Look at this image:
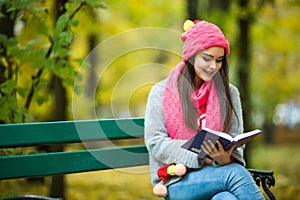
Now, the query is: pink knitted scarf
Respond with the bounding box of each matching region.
[162,62,222,139]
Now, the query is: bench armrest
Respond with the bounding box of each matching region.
[248,169,276,200]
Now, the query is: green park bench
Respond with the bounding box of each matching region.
[0,118,276,200]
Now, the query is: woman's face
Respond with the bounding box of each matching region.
[193,46,225,88]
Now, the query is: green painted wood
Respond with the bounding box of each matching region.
[0,146,149,180]
[0,118,144,148]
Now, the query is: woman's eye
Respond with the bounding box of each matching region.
[216,59,223,63]
[202,56,211,62]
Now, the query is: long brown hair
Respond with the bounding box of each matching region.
[177,52,238,132]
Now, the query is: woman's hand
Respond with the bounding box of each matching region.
[201,140,235,166]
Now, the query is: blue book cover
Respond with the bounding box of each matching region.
[181,127,261,158]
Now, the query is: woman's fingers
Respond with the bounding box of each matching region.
[227,144,236,155]
[201,140,226,155]
[201,141,210,154]
[201,140,217,154]
[201,140,235,165]
[216,141,224,151]
[207,140,219,152]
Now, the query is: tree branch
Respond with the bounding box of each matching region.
[22,1,86,122]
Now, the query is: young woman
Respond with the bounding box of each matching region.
[144,20,265,200]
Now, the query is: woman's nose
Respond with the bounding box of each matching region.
[209,61,217,69]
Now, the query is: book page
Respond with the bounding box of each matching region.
[233,129,261,141]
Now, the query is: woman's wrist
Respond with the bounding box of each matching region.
[213,156,234,166]
[204,158,212,165]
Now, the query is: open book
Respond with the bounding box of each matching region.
[181,127,261,158]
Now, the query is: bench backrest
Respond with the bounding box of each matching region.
[0,118,148,180]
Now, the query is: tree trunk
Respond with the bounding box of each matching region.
[208,0,230,11]
[237,0,252,166]
[187,0,199,20]
[86,34,98,98]
[85,8,101,119]
[49,77,67,198]
[49,0,68,198]
[263,120,275,144]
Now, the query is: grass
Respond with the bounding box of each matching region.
[66,166,159,200]
[0,166,159,200]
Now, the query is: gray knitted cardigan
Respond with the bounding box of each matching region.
[144,79,246,186]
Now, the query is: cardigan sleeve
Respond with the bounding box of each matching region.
[228,84,246,166]
[144,80,205,169]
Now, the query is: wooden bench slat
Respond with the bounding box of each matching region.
[0,118,144,148]
[0,145,148,180]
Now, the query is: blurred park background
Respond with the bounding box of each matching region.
[1,0,300,199]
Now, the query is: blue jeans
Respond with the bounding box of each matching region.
[165,163,265,200]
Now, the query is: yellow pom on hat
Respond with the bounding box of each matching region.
[183,20,195,31]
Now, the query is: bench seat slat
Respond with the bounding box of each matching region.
[0,146,149,180]
[0,118,144,148]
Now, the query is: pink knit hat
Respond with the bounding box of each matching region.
[181,20,230,61]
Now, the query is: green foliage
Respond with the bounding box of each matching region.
[0,0,105,123]
[251,2,300,123]
[0,0,42,12]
